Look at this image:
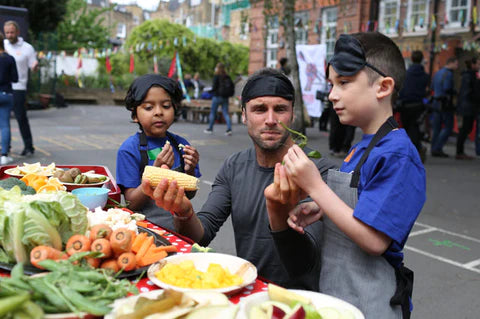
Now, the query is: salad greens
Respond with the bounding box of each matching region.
[0,187,89,264]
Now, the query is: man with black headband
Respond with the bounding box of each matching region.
[142,68,336,289]
[265,33,426,318]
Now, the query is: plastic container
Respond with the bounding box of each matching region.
[72,187,110,210]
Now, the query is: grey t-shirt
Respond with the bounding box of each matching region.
[197,147,337,290]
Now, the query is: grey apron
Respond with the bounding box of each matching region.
[320,117,411,318]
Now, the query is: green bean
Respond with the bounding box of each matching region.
[0,277,30,291]
[12,301,43,319]
[60,286,112,316]
[10,263,24,280]
[0,293,29,316]
[68,280,100,293]
[36,259,66,273]
[29,278,70,313]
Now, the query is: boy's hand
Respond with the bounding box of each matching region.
[283,144,323,195]
[287,201,323,234]
[141,165,193,215]
[153,143,174,168]
[182,145,199,175]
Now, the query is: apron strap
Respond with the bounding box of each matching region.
[139,131,186,175]
[349,116,398,188]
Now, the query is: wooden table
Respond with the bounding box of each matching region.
[181,99,242,123]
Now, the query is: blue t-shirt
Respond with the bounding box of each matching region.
[116,131,201,190]
[341,129,426,267]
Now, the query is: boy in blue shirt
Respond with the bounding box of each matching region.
[265,32,426,318]
[116,74,201,230]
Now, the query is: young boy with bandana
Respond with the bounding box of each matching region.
[116,74,201,230]
[265,33,426,318]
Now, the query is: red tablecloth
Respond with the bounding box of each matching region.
[139,222,268,304]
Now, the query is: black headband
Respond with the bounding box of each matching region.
[127,74,183,107]
[241,74,294,105]
[327,34,387,78]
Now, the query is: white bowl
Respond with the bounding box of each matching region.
[236,290,365,319]
[147,252,257,295]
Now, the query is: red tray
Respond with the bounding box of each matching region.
[0,165,121,206]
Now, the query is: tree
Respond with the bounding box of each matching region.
[0,0,68,37]
[55,0,112,52]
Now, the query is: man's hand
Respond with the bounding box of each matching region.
[141,165,193,217]
[287,201,323,234]
[153,143,174,168]
[182,145,199,175]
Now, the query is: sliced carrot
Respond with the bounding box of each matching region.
[100,258,120,272]
[135,235,154,262]
[136,221,148,228]
[131,232,148,253]
[91,238,112,258]
[117,252,136,271]
[66,235,91,256]
[137,251,167,268]
[154,245,178,253]
[110,228,133,256]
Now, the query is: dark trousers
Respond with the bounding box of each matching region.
[12,90,33,150]
[399,105,424,152]
[329,111,355,153]
[456,115,475,155]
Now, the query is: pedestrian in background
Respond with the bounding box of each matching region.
[398,50,430,162]
[3,20,37,157]
[192,72,204,99]
[430,57,458,158]
[0,32,18,165]
[279,57,291,76]
[455,57,480,160]
[204,63,234,135]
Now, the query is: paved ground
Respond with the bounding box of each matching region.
[6,104,480,318]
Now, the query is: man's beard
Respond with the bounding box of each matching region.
[250,129,290,151]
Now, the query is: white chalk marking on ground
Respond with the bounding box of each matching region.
[409,227,437,237]
[202,180,213,186]
[414,222,480,244]
[404,246,480,274]
[463,258,480,269]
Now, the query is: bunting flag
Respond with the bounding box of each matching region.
[444,12,449,25]
[459,9,465,27]
[176,52,190,102]
[129,53,135,73]
[474,6,478,25]
[77,49,83,70]
[105,55,112,74]
[167,51,177,78]
[431,14,437,30]
[395,19,399,32]
[374,21,378,31]
[404,19,409,32]
[153,55,158,74]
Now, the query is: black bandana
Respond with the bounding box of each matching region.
[241,73,294,104]
[126,74,183,109]
[327,34,387,78]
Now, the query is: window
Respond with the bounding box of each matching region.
[266,15,279,68]
[116,23,126,39]
[446,0,470,29]
[321,7,337,60]
[406,0,429,32]
[379,0,401,36]
[294,11,309,45]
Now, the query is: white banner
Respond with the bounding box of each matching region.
[296,44,327,118]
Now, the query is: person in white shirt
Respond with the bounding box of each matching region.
[3,20,37,157]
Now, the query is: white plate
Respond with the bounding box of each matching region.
[147,252,257,295]
[4,167,61,178]
[236,290,365,319]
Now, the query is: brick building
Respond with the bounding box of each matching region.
[248,0,479,77]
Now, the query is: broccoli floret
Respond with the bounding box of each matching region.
[0,177,36,195]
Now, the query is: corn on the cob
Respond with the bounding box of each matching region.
[142,166,199,190]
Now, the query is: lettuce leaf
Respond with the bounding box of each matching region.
[23,204,63,251]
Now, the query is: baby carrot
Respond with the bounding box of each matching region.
[100,258,120,272]
[155,245,178,253]
[117,252,136,271]
[30,246,66,269]
[91,238,112,258]
[110,228,133,256]
[89,224,113,241]
[66,235,91,256]
[85,257,101,268]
